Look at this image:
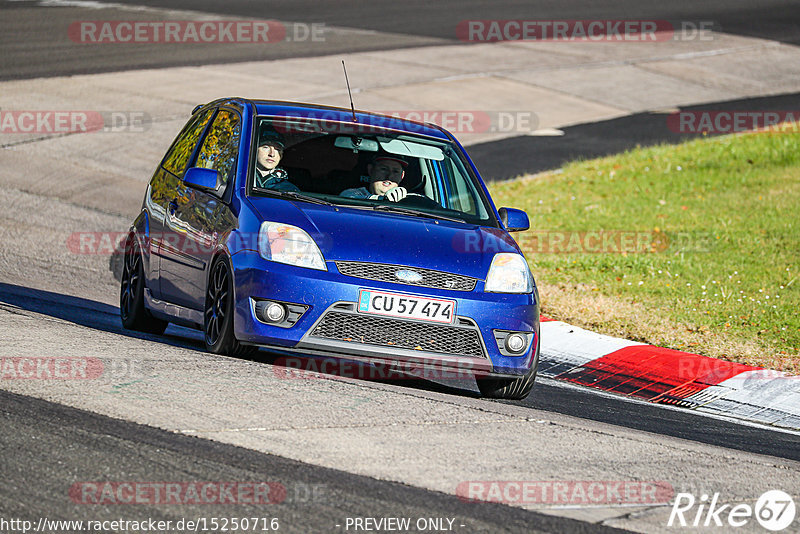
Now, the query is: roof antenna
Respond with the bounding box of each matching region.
[342,60,357,122]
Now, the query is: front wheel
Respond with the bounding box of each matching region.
[477,338,539,400]
[120,235,168,334]
[204,257,256,356]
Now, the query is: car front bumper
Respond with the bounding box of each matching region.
[231,251,539,377]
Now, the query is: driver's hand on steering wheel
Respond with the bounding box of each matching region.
[384,186,407,202]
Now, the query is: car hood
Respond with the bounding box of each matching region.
[247,198,522,279]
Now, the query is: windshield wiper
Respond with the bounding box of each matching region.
[258,190,336,206]
[371,204,465,223]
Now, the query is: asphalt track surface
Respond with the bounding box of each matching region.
[2,282,799,465]
[4,0,800,179]
[1,280,799,531]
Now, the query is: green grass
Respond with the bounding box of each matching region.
[489,128,799,369]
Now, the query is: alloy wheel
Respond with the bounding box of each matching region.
[205,260,229,346]
[120,239,141,322]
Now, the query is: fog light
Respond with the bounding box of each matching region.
[265,302,286,323]
[505,333,526,353]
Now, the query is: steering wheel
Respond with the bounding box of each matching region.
[396,192,441,209]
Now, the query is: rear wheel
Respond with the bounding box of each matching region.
[204,257,256,356]
[477,338,539,400]
[120,235,168,334]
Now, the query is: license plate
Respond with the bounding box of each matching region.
[357,290,456,324]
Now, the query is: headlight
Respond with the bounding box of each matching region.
[258,222,326,271]
[485,253,533,293]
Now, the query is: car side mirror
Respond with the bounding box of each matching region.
[498,207,530,232]
[183,167,220,192]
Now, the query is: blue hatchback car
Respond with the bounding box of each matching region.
[120,98,540,399]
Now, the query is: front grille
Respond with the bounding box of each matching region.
[310,311,485,358]
[335,261,477,291]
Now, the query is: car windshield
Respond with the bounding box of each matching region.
[249,116,497,226]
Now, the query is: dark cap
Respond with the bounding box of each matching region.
[258,129,285,150]
[372,154,408,168]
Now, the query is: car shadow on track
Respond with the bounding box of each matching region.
[0,281,481,398]
[0,281,206,350]
[255,348,484,398]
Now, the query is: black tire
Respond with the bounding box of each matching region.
[204,256,256,356]
[120,235,168,334]
[477,337,540,400]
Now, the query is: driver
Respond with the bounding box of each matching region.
[254,129,300,192]
[341,155,408,202]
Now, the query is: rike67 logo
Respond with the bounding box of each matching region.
[668,490,796,531]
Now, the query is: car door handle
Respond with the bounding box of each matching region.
[168,200,178,215]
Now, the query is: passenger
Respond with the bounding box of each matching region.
[254,130,300,192]
[341,155,408,202]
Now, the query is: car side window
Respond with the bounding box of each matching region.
[161,109,214,178]
[195,109,241,187]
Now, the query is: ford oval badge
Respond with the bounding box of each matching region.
[395,269,423,283]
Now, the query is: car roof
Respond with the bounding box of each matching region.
[250,100,451,141]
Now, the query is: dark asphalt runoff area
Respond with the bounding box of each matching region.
[0,389,631,534]
[470,91,800,180]
[4,0,800,79]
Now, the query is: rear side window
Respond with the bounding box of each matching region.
[161,108,214,177]
[195,109,241,186]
